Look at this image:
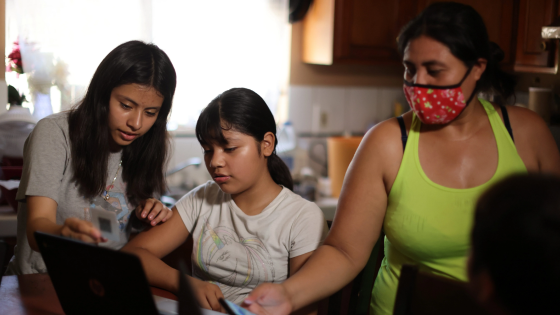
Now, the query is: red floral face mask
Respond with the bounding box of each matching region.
[403,67,476,124]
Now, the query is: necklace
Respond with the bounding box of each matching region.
[104,160,122,200]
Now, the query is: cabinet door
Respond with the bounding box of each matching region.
[332,0,420,64]
[419,0,517,67]
[514,0,559,73]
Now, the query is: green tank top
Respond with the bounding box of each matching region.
[370,99,527,315]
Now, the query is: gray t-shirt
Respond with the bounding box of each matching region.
[6,112,134,275]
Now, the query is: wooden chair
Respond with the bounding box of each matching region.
[393,265,490,315]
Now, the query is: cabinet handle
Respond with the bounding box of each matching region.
[540,41,548,51]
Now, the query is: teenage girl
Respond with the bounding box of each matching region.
[7,40,177,275]
[244,3,560,315]
[122,88,327,313]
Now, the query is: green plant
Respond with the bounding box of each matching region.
[8,85,26,106]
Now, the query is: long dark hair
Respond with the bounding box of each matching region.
[68,40,177,204]
[195,88,293,190]
[472,174,560,315]
[397,2,516,103]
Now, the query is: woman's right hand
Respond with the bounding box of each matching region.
[242,283,293,315]
[60,217,106,244]
[189,276,226,313]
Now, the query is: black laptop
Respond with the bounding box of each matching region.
[35,231,207,315]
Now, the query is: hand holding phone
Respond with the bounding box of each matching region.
[58,217,106,244]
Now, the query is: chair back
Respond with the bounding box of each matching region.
[393,264,489,315]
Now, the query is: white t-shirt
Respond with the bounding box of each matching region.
[176,181,328,304]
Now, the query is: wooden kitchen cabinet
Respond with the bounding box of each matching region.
[302,0,517,66]
[514,0,559,73]
[302,0,419,65]
[419,0,518,67]
[303,0,559,73]
[331,0,420,64]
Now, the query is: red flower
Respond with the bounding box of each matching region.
[8,50,21,60]
[7,40,24,74]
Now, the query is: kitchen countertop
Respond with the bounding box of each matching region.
[0,198,340,238]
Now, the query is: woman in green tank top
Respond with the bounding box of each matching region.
[243,3,560,315]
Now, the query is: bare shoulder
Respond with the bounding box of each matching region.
[505,105,550,138]
[503,105,560,173]
[356,112,411,185]
[361,113,409,157]
[504,105,554,152]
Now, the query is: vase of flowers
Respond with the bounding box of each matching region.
[7,41,24,75]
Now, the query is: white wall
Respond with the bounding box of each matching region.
[0,80,8,114]
[288,84,407,135]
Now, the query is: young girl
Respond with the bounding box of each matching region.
[7,40,177,275]
[122,88,327,312]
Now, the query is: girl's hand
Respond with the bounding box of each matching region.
[135,198,173,226]
[189,277,226,313]
[60,217,107,243]
[242,283,293,315]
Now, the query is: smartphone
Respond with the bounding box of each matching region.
[219,298,257,315]
[90,208,120,241]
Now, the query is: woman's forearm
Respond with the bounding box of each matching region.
[121,208,191,293]
[27,217,64,251]
[26,196,62,251]
[283,244,367,311]
[122,246,180,292]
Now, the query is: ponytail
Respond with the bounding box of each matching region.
[267,153,294,190]
[479,42,516,104]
